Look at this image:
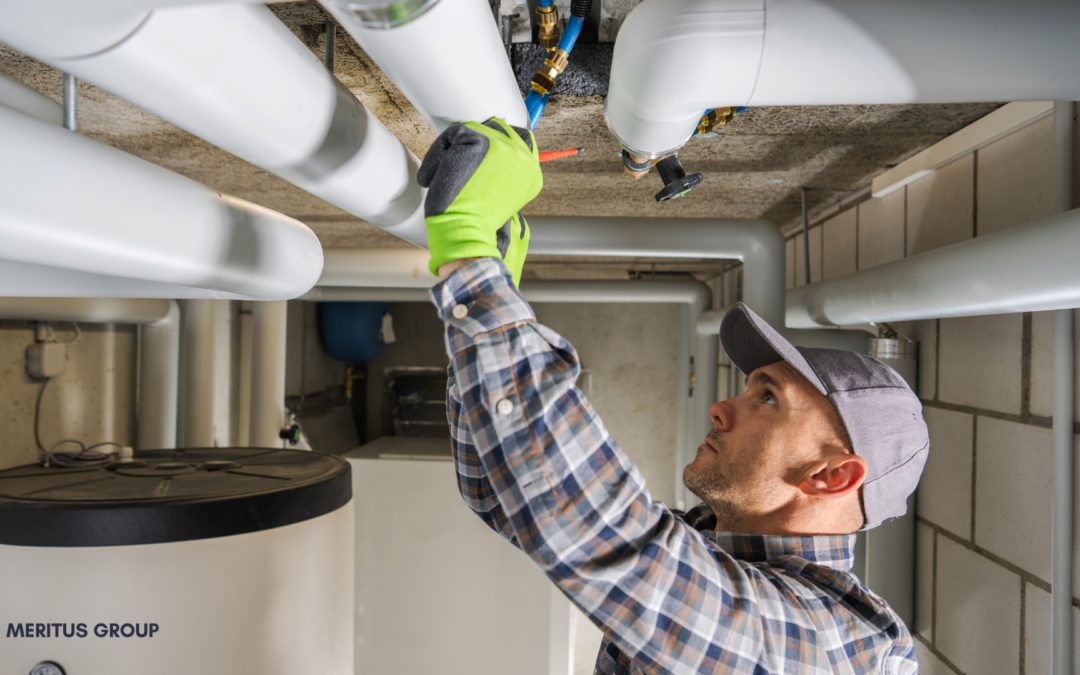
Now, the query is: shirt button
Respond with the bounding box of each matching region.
[451,304,469,320]
[496,399,514,416]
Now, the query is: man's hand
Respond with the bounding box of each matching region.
[418,118,542,287]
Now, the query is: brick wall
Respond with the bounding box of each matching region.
[782,112,1080,675]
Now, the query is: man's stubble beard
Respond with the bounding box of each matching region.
[682,429,754,531]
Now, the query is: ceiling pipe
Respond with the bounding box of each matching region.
[0,74,62,125]
[0,105,323,301]
[0,298,179,450]
[785,205,1080,328]
[606,0,1080,158]
[321,0,528,131]
[0,261,272,300]
[0,2,428,246]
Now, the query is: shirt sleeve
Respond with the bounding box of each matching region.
[430,258,777,675]
[446,364,520,547]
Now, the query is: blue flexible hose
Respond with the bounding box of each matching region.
[690,106,751,136]
[525,14,585,131]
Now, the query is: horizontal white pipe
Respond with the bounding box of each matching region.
[696,308,870,352]
[0,105,323,301]
[320,248,438,288]
[0,298,179,450]
[249,302,288,448]
[0,261,265,300]
[786,206,1080,328]
[321,0,528,131]
[0,73,62,125]
[0,3,427,245]
[607,0,1080,157]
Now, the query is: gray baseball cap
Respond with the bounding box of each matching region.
[719,302,929,530]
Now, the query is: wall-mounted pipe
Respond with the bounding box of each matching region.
[785,206,1080,328]
[181,300,219,448]
[1051,100,1074,675]
[308,278,714,510]
[606,0,1080,158]
[249,302,289,449]
[0,261,266,300]
[0,73,62,125]
[0,2,428,246]
[0,298,179,450]
[0,105,323,301]
[321,0,527,131]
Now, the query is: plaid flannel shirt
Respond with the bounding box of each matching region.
[432,258,918,675]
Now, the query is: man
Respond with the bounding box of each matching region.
[419,119,928,674]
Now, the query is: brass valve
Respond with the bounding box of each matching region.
[530,48,568,95]
[536,4,561,52]
[696,107,736,136]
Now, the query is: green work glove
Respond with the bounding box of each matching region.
[417,118,542,286]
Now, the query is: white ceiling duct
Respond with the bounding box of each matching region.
[606,0,1080,158]
[0,2,428,245]
[321,0,528,131]
[0,105,323,301]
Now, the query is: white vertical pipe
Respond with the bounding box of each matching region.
[182,299,218,447]
[137,300,180,449]
[1052,100,1075,675]
[250,301,288,448]
[237,301,254,448]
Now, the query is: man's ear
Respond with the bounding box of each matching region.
[798,454,868,500]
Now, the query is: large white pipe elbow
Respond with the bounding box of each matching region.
[0,105,323,301]
[607,0,1080,157]
[322,0,528,131]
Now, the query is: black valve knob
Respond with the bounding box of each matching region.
[654,154,703,202]
[279,424,301,446]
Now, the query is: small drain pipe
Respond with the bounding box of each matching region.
[0,298,179,450]
[606,0,1080,158]
[1051,100,1074,675]
[321,0,527,131]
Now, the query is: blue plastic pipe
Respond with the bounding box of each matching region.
[524,14,584,130]
[690,107,751,136]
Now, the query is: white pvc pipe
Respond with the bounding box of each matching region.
[785,206,1080,328]
[0,260,265,300]
[321,0,528,131]
[249,302,289,449]
[0,298,179,450]
[0,3,428,245]
[1051,100,1074,675]
[181,300,219,448]
[238,303,254,448]
[0,73,62,125]
[320,248,438,288]
[0,105,324,300]
[606,0,1080,157]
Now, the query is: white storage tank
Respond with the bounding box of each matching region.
[0,448,354,675]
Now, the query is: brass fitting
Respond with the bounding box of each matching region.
[696,106,736,135]
[530,48,569,96]
[621,151,653,180]
[536,4,561,52]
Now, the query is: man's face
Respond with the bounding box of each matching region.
[682,361,847,532]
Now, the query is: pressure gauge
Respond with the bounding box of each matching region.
[29,662,66,675]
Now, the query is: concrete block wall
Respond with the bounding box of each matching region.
[785,110,1079,674]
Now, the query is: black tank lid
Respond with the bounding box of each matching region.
[0,448,351,547]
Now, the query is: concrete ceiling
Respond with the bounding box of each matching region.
[0,1,1001,281]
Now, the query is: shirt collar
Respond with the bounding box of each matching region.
[681,503,856,571]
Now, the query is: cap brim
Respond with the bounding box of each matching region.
[719,302,827,397]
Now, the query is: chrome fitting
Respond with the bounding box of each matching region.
[536,4,561,51]
[529,48,569,95]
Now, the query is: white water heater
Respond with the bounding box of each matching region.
[0,448,354,675]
